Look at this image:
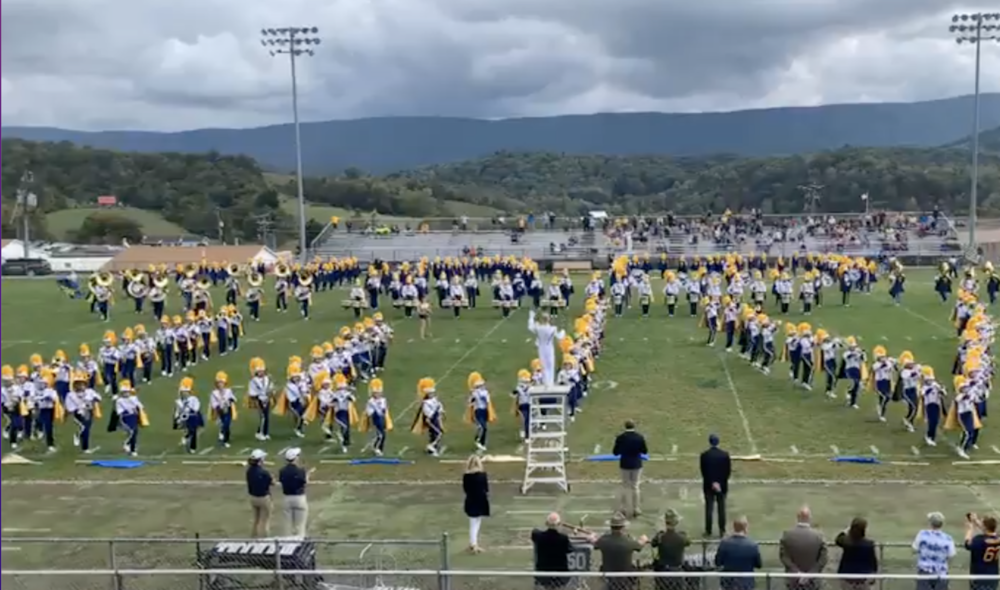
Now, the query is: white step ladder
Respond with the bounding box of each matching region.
[520,385,571,494]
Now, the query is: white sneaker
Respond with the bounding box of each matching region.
[957,449,970,460]
[925,437,937,447]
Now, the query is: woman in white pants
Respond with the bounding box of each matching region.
[462,455,490,553]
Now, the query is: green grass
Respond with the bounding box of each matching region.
[2,270,998,572]
[45,207,186,240]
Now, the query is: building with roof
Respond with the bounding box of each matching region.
[100,245,278,271]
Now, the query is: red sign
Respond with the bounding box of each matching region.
[97,195,117,206]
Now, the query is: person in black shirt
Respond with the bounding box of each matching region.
[964,513,999,590]
[613,420,648,518]
[245,449,273,538]
[531,512,574,589]
[278,447,309,538]
[699,434,731,537]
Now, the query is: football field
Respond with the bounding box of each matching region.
[1,271,997,571]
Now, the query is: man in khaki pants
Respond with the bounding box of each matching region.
[245,449,274,537]
[612,420,648,518]
[279,448,310,538]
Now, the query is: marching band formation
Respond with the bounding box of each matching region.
[1,251,992,460]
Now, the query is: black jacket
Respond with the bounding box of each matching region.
[613,430,648,470]
[699,446,731,494]
[834,532,878,575]
[462,472,491,518]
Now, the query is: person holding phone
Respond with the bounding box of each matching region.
[964,513,999,590]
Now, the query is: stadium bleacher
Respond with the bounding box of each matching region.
[310,211,965,262]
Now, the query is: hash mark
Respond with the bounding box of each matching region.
[671,444,678,455]
[869,445,880,455]
[830,445,840,455]
[790,445,799,455]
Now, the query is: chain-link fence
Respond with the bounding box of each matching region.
[2,570,998,590]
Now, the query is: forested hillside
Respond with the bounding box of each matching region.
[0,138,289,242]
[4,135,1000,244]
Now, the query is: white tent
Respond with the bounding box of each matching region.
[1,240,50,261]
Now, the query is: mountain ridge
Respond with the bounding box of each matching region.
[4,93,1000,175]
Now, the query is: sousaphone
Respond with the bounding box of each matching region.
[227,262,242,277]
[152,273,170,290]
[298,270,314,288]
[127,273,148,298]
[95,271,114,288]
[274,262,291,279]
[247,272,264,288]
[184,263,199,279]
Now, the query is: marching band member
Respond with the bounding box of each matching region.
[310,374,336,440]
[411,378,445,456]
[448,276,466,318]
[52,350,71,402]
[224,267,242,306]
[637,275,654,317]
[196,310,214,361]
[33,369,61,453]
[839,337,866,409]
[248,358,274,441]
[947,376,982,460]
[77,345,99,389]
[114,380,148,456]
[799,272,816,315]
[372,313,393,372]
[816,331,839,399]
[295,272,313,320]
[349,280,366,319]
[360,378,392,456]
[703,297,720,347]
[127,273,148,314]
[935,264,953,303]
[512,369,532,441]
[610,279,626,317]
[93,277,113,321]
[465,273,480,308]
[797,323,815,390]
[135,325,156,384]
[721,298,738,351]
[156,317,175,377]
[896,352,921,432]
[365,270,382,310]
[275,270,290,313]
[498,277,516,318]
[750,271,767,310]
[99,332,121,395]
[557,355,582,421]
[662,271,681,317]
[529,310,565,387]
[776,272,793,314]
[870,346,896,422]
[65,370,101,453]
[685,275,701,317]
[920,367,946,446]
[246,273,264,321]
[783,323,800,382]
[435,272,449,307]
[192,278,212,313]
[2,366,26,450]
[282,364,308,439]
[228,305,244,351]
[888,262,906,305]
[401,277,419,318]
[546,278,563,317]
[332,374,359,452]
[210,371,238,448]
[175,377,204,453]
[465,372,495,451]
[754,316,778,374]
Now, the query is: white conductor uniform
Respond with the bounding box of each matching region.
[528,310,566,387]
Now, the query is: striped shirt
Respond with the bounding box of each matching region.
[912,529,956,575]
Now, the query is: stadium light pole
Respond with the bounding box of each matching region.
[950,12,1000,251]
[261,26,321,263]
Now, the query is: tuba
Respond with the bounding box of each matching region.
[227,262,242,277]
[196,277,211,292]
[274,262,291,279]
[247,272,264,288]
[153,273,170,290]
[184,263,199,279]
[127,274,148,299]
[298,270,314,288]
[96,271,114,288]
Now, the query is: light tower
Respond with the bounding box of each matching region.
[949,12,1000,250]
[261,27,321,262]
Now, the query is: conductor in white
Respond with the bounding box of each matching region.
[528,310,565,386]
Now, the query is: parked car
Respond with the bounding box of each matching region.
[1,258,53,276]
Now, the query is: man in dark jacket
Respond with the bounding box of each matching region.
[531,512,574,589]
[613,420,648,518]
[699,434,731,537]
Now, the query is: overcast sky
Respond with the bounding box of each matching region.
[2,0,998,132]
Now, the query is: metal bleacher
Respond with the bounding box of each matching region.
[309,213,965,263]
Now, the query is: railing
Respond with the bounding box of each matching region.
[2,569,997,590]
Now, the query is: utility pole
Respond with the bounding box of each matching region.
[14,171,37,258]
[261,26,321,263]
[949,12,1000,250]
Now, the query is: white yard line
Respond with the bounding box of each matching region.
[899,306,952,335]
[869,446,880,456]
[719,354,759,454]
[966,485,1000,515]
[2,528,51,533]
[396,312,515,423]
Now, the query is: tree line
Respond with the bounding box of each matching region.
[3,135,1000,245]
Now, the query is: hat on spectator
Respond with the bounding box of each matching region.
[249,449,267,461]
[285,448,301,462]
[610,512,629,528]
[664,509,681,526]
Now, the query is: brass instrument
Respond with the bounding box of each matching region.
[227,262,242,277]
[247,272,264,288]
[152,274,170,290]
[127,275,148,298]
[274,262,291,279]
[184,263,198,279]
[95,271,114,288]
[196,277,211,292]
[298,270,314,288]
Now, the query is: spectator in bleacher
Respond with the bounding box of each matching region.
[964,513,999,590]
[779,507,828,590]
[462,454,490,554]
[912,512,956,590]
[834,517,879,590]
[715,517,762,590]
[531,512,574,590]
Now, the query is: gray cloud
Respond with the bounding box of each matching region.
[1,0,998,131]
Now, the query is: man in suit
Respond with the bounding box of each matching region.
[699,433,731,537]
[613,420,648,518]
[779,506,828,590]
